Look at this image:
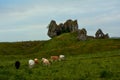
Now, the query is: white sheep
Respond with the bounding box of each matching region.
[41,58,50,66]
[59,55,65,61]
[28,59,35,68]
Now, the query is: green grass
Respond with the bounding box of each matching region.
[37,32,120,57]
[0,32,120,80]
[0,41,45,55]
[0,50,120,80]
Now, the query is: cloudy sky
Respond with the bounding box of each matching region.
[0,0,120,42]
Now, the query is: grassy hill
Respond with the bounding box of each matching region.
[38,32,120,57]
[0,32,120,56]
[0,41,45,55]
[0,32,120,80]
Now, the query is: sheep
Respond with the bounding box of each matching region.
[34,58,39,64]
[59,55,65,61]
[41,58,50,66]
[15,61,20,69]
[28,59,35,68]
[50,56,59,62]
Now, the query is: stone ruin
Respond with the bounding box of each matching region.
[47,20,58,38]
[77,28,109,40]
[47,19,78,38]
[95,29,109,39]
[47,19,109,40]
[77,28,87,41]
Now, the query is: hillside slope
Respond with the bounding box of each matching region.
[0,32,120,56]
[0,41,45,55]
[0,32,120,80]
[38,32,120,57]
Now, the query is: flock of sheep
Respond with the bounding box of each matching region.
[15,55,65,69]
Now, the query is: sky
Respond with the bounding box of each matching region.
[0,0,120,42]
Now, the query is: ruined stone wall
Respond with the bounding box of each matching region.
[47,19,109,40]
[47,19,78,38]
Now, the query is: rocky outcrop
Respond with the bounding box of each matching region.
[47,19,78,38]
[95,29,109,39]
[77,28,87,41]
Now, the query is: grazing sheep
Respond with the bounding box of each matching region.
[28,59,35,68]
[15,61,20,69]
[59,55,65,61]
[34,58,39,64]
[50,56,59,62]
[41,58,50,66]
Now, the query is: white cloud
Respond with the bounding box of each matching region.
[0,23,50,42]
[78,11,120,26]
[0,0,120,41]
[0,0,119,25]
[0,24,47,32]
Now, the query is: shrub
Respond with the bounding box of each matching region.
[100,70,113,78]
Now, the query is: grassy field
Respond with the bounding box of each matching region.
[0,50,120,80]
[0,32,120,80]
